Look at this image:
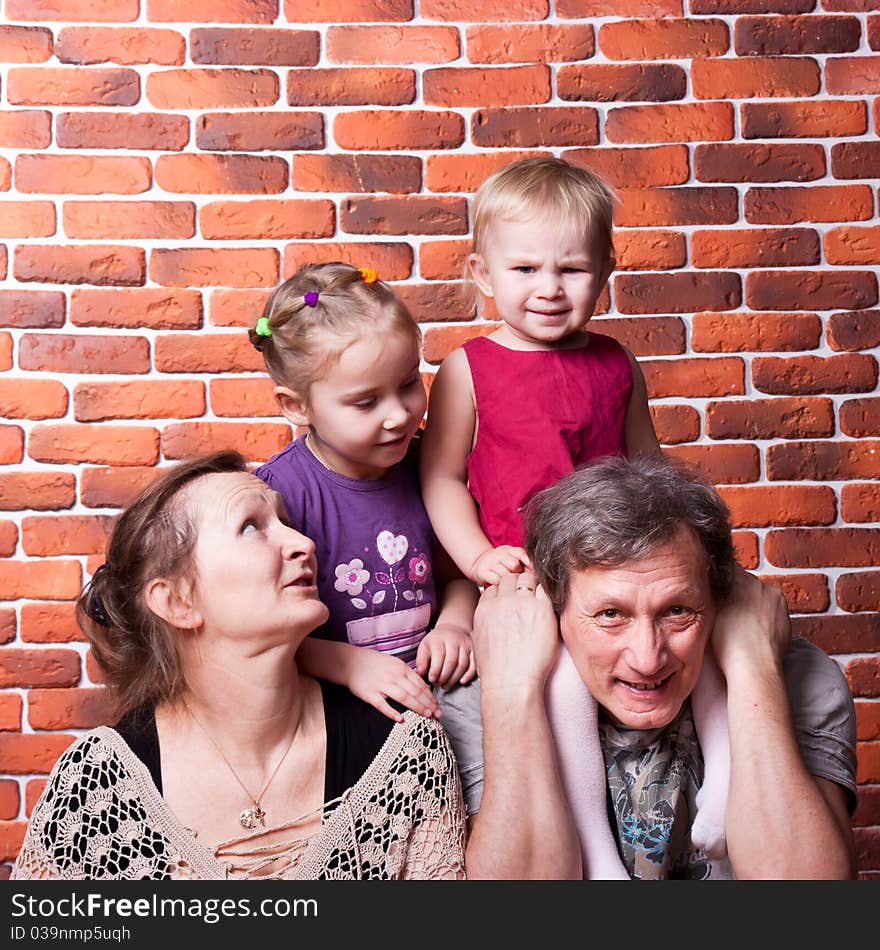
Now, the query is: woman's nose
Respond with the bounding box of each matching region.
[280,525,315,560]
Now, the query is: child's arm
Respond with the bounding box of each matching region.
[623,348,661,457]
[421,348,530,584]
[296,638,440,723]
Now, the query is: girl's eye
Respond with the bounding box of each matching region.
[402,377,420,390]
[514,265,535,274]
[354,398,376,410]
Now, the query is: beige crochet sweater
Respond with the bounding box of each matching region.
[12,711,466,881]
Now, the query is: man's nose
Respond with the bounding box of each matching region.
[625,618,666,675]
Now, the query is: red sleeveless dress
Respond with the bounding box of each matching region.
[464,333,633,548]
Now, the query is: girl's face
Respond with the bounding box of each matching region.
[302,329,426,480]
[469,214,613,349]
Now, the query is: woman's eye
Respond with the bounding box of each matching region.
[241,520,258,535]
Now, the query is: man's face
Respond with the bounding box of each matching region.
[558,525,717,730]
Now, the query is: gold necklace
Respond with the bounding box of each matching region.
[305,431,334,471]
[181,697,301,830]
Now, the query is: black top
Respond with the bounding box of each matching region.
[115,681,397,806]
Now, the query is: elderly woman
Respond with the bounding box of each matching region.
[454,454,857,880]
[12,452,466,880]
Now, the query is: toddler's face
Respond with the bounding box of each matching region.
[470,215,612,348]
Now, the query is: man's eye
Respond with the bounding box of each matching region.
[595,608,621,622]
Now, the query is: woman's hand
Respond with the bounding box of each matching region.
[470,545,532,586]
[346,649,440,723]
[416,624,476,689]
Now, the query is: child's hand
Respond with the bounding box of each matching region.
[416,624,476,690]
[347,649,440,723]
[470,545,532,586]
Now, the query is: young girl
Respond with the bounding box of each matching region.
[250,262,477,724]
[421,157,730,878]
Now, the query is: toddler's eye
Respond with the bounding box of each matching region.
[514,266,535,274]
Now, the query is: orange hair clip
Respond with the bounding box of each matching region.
[358,266,378,283]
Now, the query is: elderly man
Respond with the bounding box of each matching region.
[455,455,857,880]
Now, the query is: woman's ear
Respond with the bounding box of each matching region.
[145,578,202,631]
[274,386,310,427]
[467,253,494,298]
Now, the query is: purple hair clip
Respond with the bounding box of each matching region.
[304,291,319,308]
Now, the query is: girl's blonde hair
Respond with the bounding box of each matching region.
[249,262,421,395]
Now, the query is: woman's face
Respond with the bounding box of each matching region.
[184,472,329,645]
[558,525,716,730]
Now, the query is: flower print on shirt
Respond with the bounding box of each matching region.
[334,559,370,597]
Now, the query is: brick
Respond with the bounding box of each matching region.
[0,734,75,775]
[393,283,469,324]
[558,64,685,102]
[0,610,15,644]
[466,24,592,64]
[282,244,413,282]
[71,288,202,330]
[744,100,866,139]
[650,404,700,445]
[0,561,81,602]
[56,111,188,150]
[733,531,758,569]
[0,26,52,62]
[55,26,185,65]
[0,428,24,466]
[288,67,415,106]
[0,782,19,820]
[706,397,834,440]
[418,240,469,280]
[761,573,832,613]
[195,112,322,152]
[718,485,836,528]
[191,27,319,65]
[210,378,280,418]
[63,201,195,240]
[826,56,880,94]
[293,154,420,194]
[0,110,51,148]
[692,228,819,268]
[150,248,278,288]
[154,333,263,373]
[695,143,824,183]
[29,424,159,466]
[23,515,114,557]
[0,694,21,731]
[471,109,597,149]
[28,687,113,731]
[832,141,880,180]
[0,473,75,511]
[74,380,205,422]
[0,380,68,420]
[19,333,149,375]
[856,701,880,740]
[423,324,498,364]
[847,659,880,699]
[693,311,822,352]
[599,17,728,59]
[0,290,52,330]
[0,201,55,238]
[146,68,277,109]
[746,271,877,311]
[0,167,11,194]
[79,467,160,510]
[565,146,689,189]
[16,154,151,194]
[342,196,467,236]
[0,821,26,862]
[826,226,880,265]
[663,444,760,485]
[762,354,877,399]
[558,0,680,13]
[873,15,880,50]
[200,200,334,240]
[841,398,880,437]
[854,785,880,828]
[155,154,287,194]
[842,484,879,524]
[283,0,412,17]
[20,602,82,642]
[25,779,47,814]
[589,317,685,356]
[7,0,137,18]
[334,110,463,150]
[606,102,734,143]
[421,0,547,18]
[735,15,860,55]
[426,151,549,192]
[424,65,549,107]
[0,522,18,557]
[15,245,145,288]
[0,336,10,370]
[148,0,276,20]
[837,570,880,613]
[604,231,685,271]
[642,357,744,398]
[162,422,291,462]
[616,272,741,314]
[828,311,880,352]
[692,0,815,15]
[768,441,880,481]
[744,185,874,226]
[7,67,139,107]
[615,187,738,227]
[694,56,819,99]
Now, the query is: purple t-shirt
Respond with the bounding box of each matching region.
[255,436,437,666]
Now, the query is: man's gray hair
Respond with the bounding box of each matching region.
[524,454,737,612]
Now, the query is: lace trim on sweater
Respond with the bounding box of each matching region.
[11,712,466,881]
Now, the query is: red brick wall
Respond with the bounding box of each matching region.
[0,2,877,878]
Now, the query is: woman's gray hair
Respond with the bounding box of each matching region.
[524,455,736,612]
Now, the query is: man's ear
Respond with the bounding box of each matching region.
[274,386,310,427]
[145,578,202,631]
[467,253,494,298]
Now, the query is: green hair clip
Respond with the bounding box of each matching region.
[255,317,272,338]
